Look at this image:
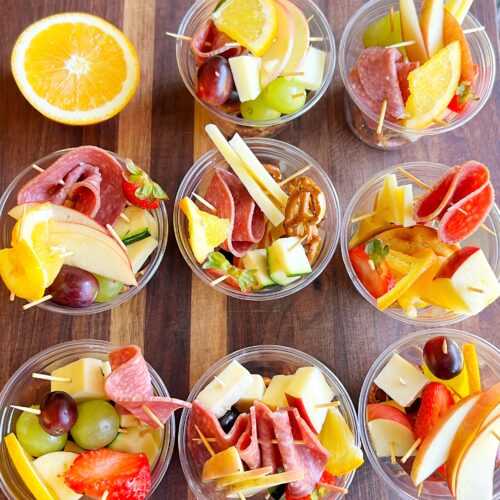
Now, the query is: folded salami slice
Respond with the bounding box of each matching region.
[273,408,329,498]
[104,345,190,429]
[17,146,126,226]
[416,161,494,243]
[254,401,282,472]
[396,61,419,103]
[204,168,265,257]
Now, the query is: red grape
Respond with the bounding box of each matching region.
[48,266,99,308]
[423,336,464,380]
[39,392,78,436]
[196,56,233,106]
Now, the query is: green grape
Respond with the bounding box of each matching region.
[70,400,119,449]
[240,93,281,121]
[16,406,67,457]
[263,78,307,114]
[94,274,123,303]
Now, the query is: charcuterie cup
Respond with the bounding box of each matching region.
[339,0,496,150]
[0,148,168,315]
[176,0,335,138]
[178,344,361,499]
[174,137,341,300]
[358,329,500,499]
[340,162,500,326]
[0,339,175,499]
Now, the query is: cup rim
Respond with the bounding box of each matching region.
[0,148,168,315]
[338,0,497,136]
[340,161,500,326]
[357,328,500,500]
[178,344,361,499]
[173,137,341,300]
[0,339,175,499]
[175,0,336,128]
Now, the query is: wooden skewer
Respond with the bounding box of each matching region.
[306,14,314,23]
[386,40,416,49]
[315,401,341,409]
[9,292,15,302]
[351,211,377,223]
[492,430,500,440]
[23,295,52,310]
[389,6,395,31]
[289,235,308,251]
[463,26,485,34]
[117,428,129,434]
[214,375,226,387]
[193,437,306,445]
[318,483,349,494]
[442,338,448,354]
[398,376,407,386]
[192,192,216,213]
[59,252,75,258]
[433,118,448,127]
[119,212,130,223]
[165,31,192,41]
[142,405,164,429]
[377,99,388,135]
[468,286,485,293]
[282,71,305,77]
[210,275,230,287]
[32,164,65,186]
[101,491,109,500]
[367,259,376,271]
[278,166,311,187]
[238,493,246,500]
[292,92,306,99]
[309,36,324,42]
[106,224,128,252]
[447,384,464,400]
[400,437,422,463]
[195,425,215,457]
[33,373,71,382]
[417,483,423,497]
[11,405,41,415]
[390,442,396,464]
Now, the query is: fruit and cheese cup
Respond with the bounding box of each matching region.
[0,148,168,315]
[0,340,179,499]
[175,0,335,137]
[358,329,500,500]
[178,345,362,499]
[174,130,341,300]
[339,0,496,150]
[341,161,500,326]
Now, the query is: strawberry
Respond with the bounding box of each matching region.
[414,382,454,441]
[448,65,480,113]
[349,239,395,299]
[122,160,168,210]
[65,448,151,499]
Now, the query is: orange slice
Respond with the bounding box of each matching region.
[11,13,139,125]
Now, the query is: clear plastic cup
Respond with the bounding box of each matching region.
[0,339,175,499]
[176,0,335,137]
[358,329,500,499]
[0,148,168,315]
[339,0,496,150]
[178,344,361,499]
[174,137,341,300]
[340,161,500,326]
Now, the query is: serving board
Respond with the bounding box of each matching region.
[0,0,498,498]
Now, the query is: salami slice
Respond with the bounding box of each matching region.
[396,61,419,103]
[254,401,282,472]
[104,346,190,428]
[204,168,265,257]
[236,406,261,470]
[18,146,126,226]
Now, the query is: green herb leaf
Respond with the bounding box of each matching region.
[202,252,257,292]
[365,238,390,267]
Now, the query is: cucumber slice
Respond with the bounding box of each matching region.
[122,228,150,246]
[113,206,159,241]
[241,249,275,290]
[267,237,312,285]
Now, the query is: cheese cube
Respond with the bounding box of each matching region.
[197,360,253,418]
[51,358,108,402]
[374,354,430,407]
[234,374,266,412]
[289,46,326,91]
[262,374,293,410]
[229,55,262,102]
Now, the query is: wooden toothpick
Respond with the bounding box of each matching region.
[468,286,485,293]
[32,164,65,186]
[386,40,416,49]
[377,99,388,135]
[278,166,311,187]
[289,235,308,251]
[165,31,192,42]
[442,338,448,354]
[195,425,215,457]
[214,375,226,388]
[119,212,130,223]
[23,295,52,310]
[210,275,229,287]
[32,373,71,382]
[351,211,377,223]
[142,405,164,429]
[389,6,395,31]
[315,401,341,409]
[192,192,216,213]
[400,437,422,463]
[463,26,485,35]
[106,224,128,252]
[390,442,396,464]
[11,405,41,415]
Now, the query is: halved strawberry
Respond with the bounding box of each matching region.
[349,239,395,299]
[414,382,454,441]
[65,448,151,499]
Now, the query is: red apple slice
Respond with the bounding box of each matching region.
[419,0,444,57]
[279,0,309,73]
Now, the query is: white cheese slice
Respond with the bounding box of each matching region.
[196,360,253,418]
[126,236,158,273]
[262,374,293,410]
[374,354,430,407]
[229,56,262,102]
[289,46,326,91]
[234,374,266,412]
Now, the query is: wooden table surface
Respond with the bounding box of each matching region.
[0,0,498,498]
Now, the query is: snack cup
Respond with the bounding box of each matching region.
[358,329,500,499]
[178,344,360,499]
[0,339,175,499]
[0,148,168,315]
[339,0,496,150]
[341,162,500,326]
[174,137,341,300]
[176,0,335,137]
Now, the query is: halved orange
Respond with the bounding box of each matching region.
[11,12,140,125]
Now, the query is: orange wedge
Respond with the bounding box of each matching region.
[11,13,139,125]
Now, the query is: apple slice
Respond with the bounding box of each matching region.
[225,469,303,498]
[279,0,309,73]
[447,382,500,495]
[202,447,244,482]
[399,0,428,64]
[455,414,500,500]
[411,392,481,485]
[260,0,294,87]
[419,0,444,57]
[215,466,273,489]
[444,0,473,25]
[367,403,415,457]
